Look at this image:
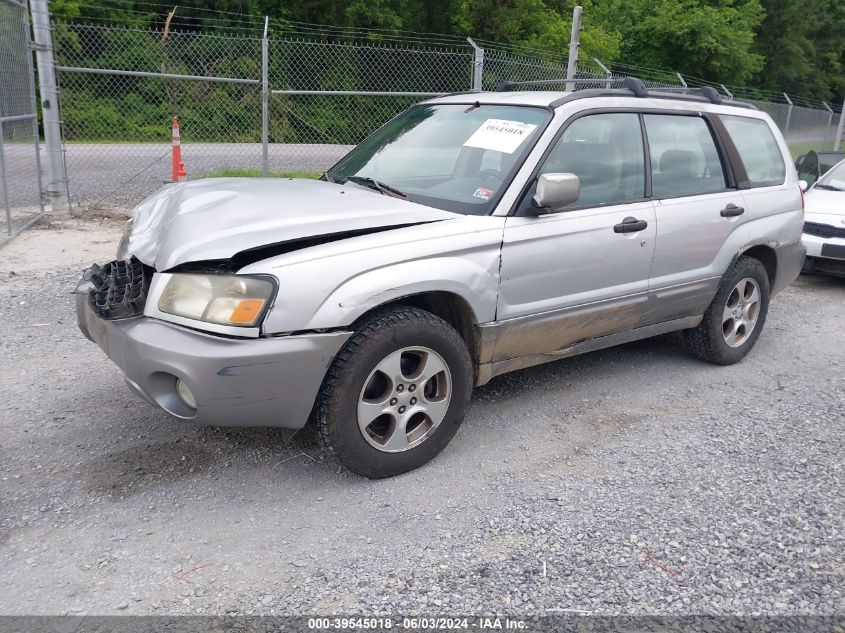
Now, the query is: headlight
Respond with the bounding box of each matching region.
[158,274,275,327]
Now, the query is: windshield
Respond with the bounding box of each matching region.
[326,104,551,215]
[816,160,845,191]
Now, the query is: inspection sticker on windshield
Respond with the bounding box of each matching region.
[473,187,494,200]
[463,119,537,154]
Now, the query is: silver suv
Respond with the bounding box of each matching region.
[76,79,805,478]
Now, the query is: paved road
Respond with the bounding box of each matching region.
[61,143,352,212]
[0,220,843,618]
[34,125,837,215]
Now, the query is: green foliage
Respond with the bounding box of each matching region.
[753,0,845,102]
[345,0,404,29]
[452,0,620,60]
[588,0,765,84]
[49,0,844,145]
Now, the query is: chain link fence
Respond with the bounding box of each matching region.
[49,19,843,214]
[0,0,43,242]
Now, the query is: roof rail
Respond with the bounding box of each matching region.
[495,78,624,91]
[645,85,723,105]
[496,75,727,106]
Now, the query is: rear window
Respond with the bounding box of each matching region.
[719,115,786,187]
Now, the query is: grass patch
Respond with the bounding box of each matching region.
[200,168,321,179]
[788,141,836,160]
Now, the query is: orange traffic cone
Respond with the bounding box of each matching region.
[171,116,188,182]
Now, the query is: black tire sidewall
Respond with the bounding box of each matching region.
[321,309,473,478]
[704,258,770,364]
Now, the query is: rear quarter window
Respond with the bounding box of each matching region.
[719,115,786,187]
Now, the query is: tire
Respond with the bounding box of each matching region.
[683,255,770,365]
[314,305,473,478]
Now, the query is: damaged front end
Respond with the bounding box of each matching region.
[74,246,354,430]
[74,259,352,429]
[73,177,475,430]
[75,257,153,342]
[88,257,153,320]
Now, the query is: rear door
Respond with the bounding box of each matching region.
[717,114,798,245]
[642,112,746,325]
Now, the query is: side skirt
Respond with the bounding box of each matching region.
[475,315,702,386]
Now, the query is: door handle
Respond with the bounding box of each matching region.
[613,216,648,233]
[720,203,745,217]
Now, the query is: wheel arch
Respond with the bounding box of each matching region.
[737,244,777,288]
[353,291,482,366]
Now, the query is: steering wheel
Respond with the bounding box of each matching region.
[478,169,504,185]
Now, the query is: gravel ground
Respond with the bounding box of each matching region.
[0,219,843,617]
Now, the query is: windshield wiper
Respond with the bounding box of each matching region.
[345,175,407,199]
[814,183,843,191]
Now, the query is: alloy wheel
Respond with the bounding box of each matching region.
[722,277,761,348]
[357,346,452,453]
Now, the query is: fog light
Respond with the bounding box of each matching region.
[176,379,197,409]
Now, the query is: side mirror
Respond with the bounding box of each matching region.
[532,173,580,214]
[799,179,809,192]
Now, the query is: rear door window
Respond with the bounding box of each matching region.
[643,114,728,197]
[719,115,786,187]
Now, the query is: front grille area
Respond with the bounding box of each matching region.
[89,257,152,319]
[803,221,845,239]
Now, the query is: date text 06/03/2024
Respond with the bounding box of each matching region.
[307,617,528,629]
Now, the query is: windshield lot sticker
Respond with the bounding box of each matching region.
[473,187,494,200]
[463,119,538,154]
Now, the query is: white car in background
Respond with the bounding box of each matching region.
[802,158,845,277]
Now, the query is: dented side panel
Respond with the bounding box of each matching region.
[240,215,507,334]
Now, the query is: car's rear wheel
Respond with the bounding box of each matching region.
[314,305,473,478]
[683,255,770,365]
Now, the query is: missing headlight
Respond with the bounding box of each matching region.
[88,257,153,320]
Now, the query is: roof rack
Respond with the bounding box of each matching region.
[496,76,727,106]
[495,78,623,92]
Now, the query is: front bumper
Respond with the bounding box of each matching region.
[76,286,351,429]
[802,232,845,277]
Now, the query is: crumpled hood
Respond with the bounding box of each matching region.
[804,188,845,217]
[127,178,458,270]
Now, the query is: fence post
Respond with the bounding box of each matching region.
[0,124,10,235]
[835,95,845,152]
[676,73,688,93]
[22,0,45,218]
[822,101,834,149]
[565,6,583,92]
[261,16,269,177]
[720,84,733,99]
[467,38,483,91]
[783,93,793,135]
[594,58,612,89]
[30,0,70,215]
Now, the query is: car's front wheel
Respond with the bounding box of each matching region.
[314,306,473,478]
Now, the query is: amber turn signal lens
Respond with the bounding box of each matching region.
[228,299,265,324]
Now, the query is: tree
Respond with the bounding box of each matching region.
[451,0,620,60]
[752,0,845,102]
[589,0,765,84]
[49,0,844,102]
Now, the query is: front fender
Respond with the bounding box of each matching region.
[248,216,506,334]
[311,255,499,328]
